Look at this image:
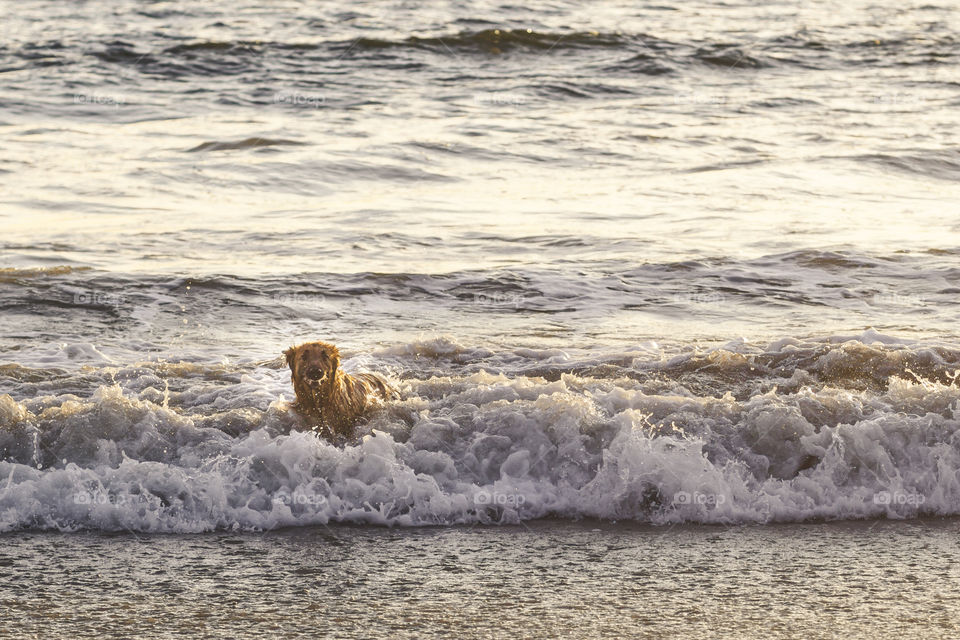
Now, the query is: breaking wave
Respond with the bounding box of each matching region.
[1,332,959,532]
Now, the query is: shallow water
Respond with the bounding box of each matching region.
[3,520,959,639]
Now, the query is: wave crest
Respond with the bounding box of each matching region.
[2,334,959,532]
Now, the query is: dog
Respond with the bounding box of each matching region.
[284,341,393,438]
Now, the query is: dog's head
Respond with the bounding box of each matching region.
[284,341,341,386]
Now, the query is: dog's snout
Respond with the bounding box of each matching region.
[305,366,325,380]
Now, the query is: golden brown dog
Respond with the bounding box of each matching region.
[284,341,393,438]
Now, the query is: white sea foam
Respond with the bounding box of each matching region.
[1,333,959,532]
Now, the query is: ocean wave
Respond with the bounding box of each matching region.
[845,149,960,182]
[693,44,769,69]
[1,251,957,359]
[6,21,956,89]
[1,333,959,532]
[355,29,630,54]
[187,137,307,152]
[69,30,956,73]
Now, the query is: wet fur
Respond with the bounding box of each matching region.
[284,341,392,438]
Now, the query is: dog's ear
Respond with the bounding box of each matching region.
[323,347,340,372]
[284,346,296,368]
